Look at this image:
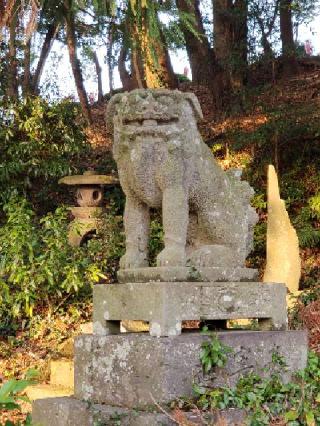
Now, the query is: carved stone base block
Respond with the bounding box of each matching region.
[74,331,307,408]
[93,282,288,337]
[32,397,245,426]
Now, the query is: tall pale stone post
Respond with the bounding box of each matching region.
[263,165,301,294]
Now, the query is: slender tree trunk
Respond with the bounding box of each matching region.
[214,0,248,90]
[23,38,31,95]
[0,0,5,25]
[93,52,103,102]
[64,0,92,124]
[213,0,233,65]
[7,7,18,99]
[280,0,298,76]
[261,34,273,57]
[213,0,234,96]
[231,0,248,87]
[118,45,134,91]
[0,0,15,32]
[176,0,216,86]
[131,47,144,88]
[31,21,60,94]
[106,18,114,95]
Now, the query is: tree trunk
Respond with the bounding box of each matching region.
[0,0,5,26]
[106,18,114,95]
[146,28,177,88]
[64,0,92,124]
[231,0,248,87]
[261,34,273,57]
[22,38,31,96]
[131,47,145,88]
[7,7,18,99]
[213,0,233,64]
[31,21,60,94]
[213,0,248,89]
[176,0,216,86]
[118,45,134,91]
[93,52,103,102]
[280,0,298,76]
[129,9,177,89]
[213,0,234,96]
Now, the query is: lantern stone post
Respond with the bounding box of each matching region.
[59,170,119,246]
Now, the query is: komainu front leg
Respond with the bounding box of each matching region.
[120,195,150,269]
[157,186,188,267]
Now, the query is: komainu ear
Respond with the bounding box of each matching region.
[183,92,203,121]
[106,93,124,134]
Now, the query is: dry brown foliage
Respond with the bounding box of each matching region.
[299,299,320,353]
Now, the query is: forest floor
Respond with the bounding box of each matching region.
[0,69,320,424]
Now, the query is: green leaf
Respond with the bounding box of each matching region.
[285,410,299,421]
[0,380,18,399]
[305,411,315,426]
[192,384,206,395]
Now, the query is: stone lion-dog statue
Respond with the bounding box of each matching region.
[107,89,257,270]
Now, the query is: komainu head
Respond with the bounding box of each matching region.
[107,89,203,154]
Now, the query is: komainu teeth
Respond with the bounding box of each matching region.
[143,119,157,126]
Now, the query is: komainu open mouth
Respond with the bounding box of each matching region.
[123,117,179,127]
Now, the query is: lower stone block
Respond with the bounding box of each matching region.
[74,330,307,408]
[32,397,245,426]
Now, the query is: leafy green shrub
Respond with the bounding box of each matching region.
[85,213,125,282]
[148,218,164,266]
[293,205,320,248]
[0,369,38,426]
[0,195,106,332]
[0,97,88,205]
[309,194,320,219]
[199,330,232,373]
[193,348,320,426]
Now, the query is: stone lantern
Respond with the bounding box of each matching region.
[59,170,119,246]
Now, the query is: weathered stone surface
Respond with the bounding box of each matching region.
[79,322,93,334]
[67,207,104,247]
[93,282,287,337]
[75,186,104,207]
[32,397,90,426]
[69,206,103,220]
[26,383,73,402]
[32,397,245,426]
[59,172,119,186]
[107,89,258,270]
[118,266,258,283]
[50,360,74,389]
[68,219,99,247]
[263,165,301,293]
[74,331,307,408]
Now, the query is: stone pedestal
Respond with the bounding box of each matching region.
[93,281,288,337]
[74,331,306,407]
[32,330,307,425]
